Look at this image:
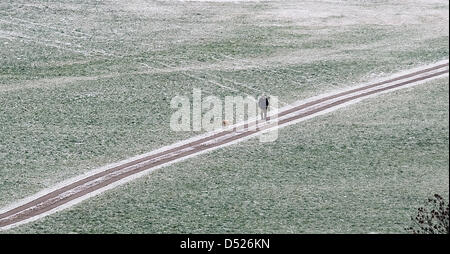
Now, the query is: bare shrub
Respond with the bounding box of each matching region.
[406,194,449,234]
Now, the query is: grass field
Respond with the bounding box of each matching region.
[0,0,449,233]
[6,77,449,233]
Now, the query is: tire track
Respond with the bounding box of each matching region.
[0,61,448,230]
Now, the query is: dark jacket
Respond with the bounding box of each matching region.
[258,97,269,109]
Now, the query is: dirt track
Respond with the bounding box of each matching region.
[0,61,448,230]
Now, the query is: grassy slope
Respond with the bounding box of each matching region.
[7,76,449,234]
[0,0,448,230]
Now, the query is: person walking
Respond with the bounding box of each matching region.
[258,95,269,120]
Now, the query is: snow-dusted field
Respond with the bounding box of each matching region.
[0,0,448,233]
